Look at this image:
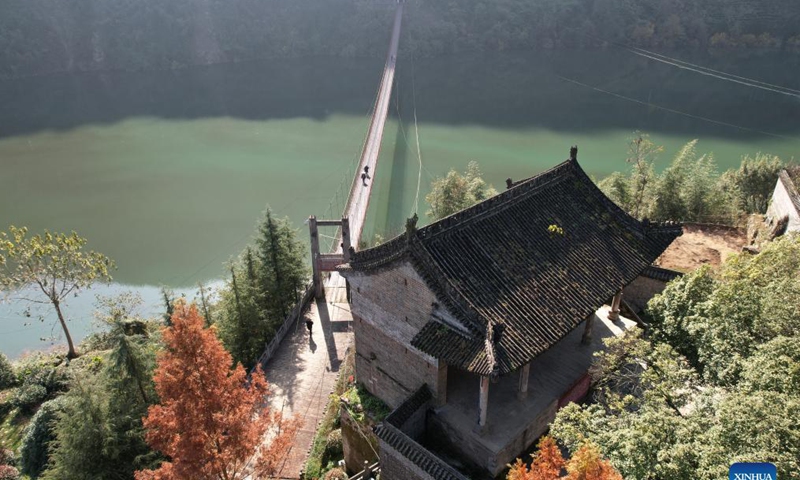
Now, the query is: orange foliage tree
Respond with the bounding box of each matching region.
[135,302,298,480]
[507,436,622,480]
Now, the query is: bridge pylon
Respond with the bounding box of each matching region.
[308,216,351,299]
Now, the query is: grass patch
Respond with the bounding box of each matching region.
[341,384,390,424]
[302,347,355,480]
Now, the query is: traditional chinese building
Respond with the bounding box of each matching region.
[339,148,681,479]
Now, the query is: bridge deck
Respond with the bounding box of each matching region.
[262,4,404,477]
[341,2,403,248]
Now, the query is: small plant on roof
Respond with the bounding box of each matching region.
[548,224,565,237]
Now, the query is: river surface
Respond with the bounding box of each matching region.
[1,50,799,357]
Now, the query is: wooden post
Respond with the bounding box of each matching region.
[436,362,448,406]
[581,315,595,345]
[478,376,490,429]
[309,216,324,299]
[341,217,352,262]
[517,363,530,400]
[608,289,622,321]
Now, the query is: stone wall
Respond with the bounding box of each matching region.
[375,386,468,480]
[347,262,455,408]
[623,275,668,312]
[353,317,440,408]
[340,406,379,475]
[380,441,439,480]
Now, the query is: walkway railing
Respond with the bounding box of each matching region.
[349,461,381,480]
[254,280,315,370]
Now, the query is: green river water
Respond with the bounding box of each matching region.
[1,50,799,356]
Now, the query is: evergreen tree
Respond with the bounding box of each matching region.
[218,207,308,368]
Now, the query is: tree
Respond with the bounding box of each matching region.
[217,208,308,369]
[507,436,564,480]
[40,298,161,480]
[255,208,308,321]
[506,436,621,480]
[426,161,497,220]
[0,227,114,358]
[135,302,298,480]
[96,293,156,404]
[625,132,661,219]
[720,153,786,214]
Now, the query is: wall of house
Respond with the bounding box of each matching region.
[379,441,440,480]
[623,275,669,313]
[767,178,800,233]
[340,406,379,475]
[347,261,456,408]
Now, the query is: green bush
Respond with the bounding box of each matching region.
[325,429,343,458]
[20,397,66,478]
[10,361,70,413]
[10,385,48,413]
[0,354,15,390]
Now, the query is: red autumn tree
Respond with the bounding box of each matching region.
[508,436,565,480]
[135,301,298,480]
[507,437,621,480]
[564,443,622,480]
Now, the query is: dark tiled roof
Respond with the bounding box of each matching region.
[385,385,432,428]
[374,424,469,480]
[640,266,682,282]
[779,168,800,213]
[375,386,468,480]
[345,155,681,376]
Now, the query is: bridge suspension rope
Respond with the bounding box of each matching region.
[410,51,424,217]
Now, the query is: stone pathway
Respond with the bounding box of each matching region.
[265,273,353,479]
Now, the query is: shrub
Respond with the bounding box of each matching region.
[10,361,70,413]
[0,354,15,390]
[323,467,348,480]
[325,429,343,458]
[0,465,20,480]
[20,397,66,478]
[0,449,13,465]
[10,384,48,413]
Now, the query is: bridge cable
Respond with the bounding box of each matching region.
[410,51,424,216]
[624,47,800,98]
[578,31,800,98]
[554,73,800,141]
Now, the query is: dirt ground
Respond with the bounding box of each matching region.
[655,223,747,273]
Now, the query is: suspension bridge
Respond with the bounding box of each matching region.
[258,3,405,477]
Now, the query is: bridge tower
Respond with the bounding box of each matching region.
[308,216,352,298]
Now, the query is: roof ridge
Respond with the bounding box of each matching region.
[417,159,577,240]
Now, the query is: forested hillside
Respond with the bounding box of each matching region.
[1,0,799,78]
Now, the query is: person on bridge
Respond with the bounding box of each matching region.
[306,318,313,335]
[363,166,371,179]
[361,173,369,187]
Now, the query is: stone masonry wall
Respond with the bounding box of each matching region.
[623,275,669,313]
[353,316,439,409]
[340,406,379,475]
[379,441,438,480]
[347,261,459,408]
